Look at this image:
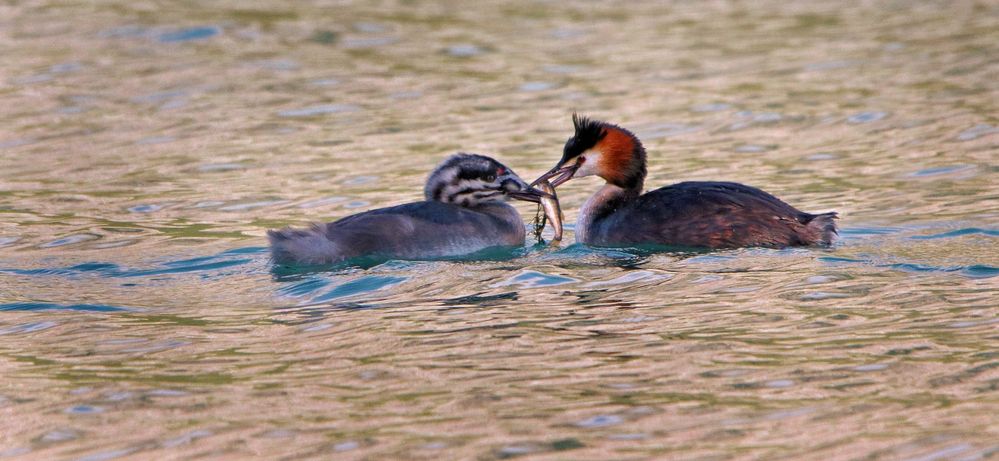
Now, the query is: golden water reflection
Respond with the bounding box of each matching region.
[1,1,997,459]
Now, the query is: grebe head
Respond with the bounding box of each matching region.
[533,114,646,190]
[425,153,548,207]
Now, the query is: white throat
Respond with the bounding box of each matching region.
[574,148,602,178]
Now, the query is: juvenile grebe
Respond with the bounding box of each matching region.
[269,153,547,264]
[533,115,838,248]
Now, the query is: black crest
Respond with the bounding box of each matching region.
[561,113,607,165]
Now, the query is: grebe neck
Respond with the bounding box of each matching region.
[576,182,642,243]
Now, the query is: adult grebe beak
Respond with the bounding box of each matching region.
[506,177,552,203]
[531,160,580,188]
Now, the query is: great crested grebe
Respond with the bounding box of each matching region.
[269,153,547,265]
[533,114,838,249]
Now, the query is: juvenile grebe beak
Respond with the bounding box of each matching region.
[506,177,552,203]
[531,160,580,188]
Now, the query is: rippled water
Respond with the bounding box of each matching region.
[2,1,998,459]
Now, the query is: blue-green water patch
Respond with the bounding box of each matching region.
[492,270,577,288]
[847,111,887,123]
[0,321,58,335]
[911,228,999,240]
[820,256,998,279]
[277,278,332,298]
[158,26,220,43]
[0,302,133,312]
[1,247,264,281]
[277,104,360,117]
[118,259,253,278]
[839,226,904,236]
[910,164,974,177]
[313,276,407,301]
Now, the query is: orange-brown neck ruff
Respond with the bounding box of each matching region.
[596,127,642,189]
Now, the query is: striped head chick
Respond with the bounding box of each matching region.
[424,153,546,207]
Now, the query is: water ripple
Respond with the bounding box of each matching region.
[3,2,998,460]
[847,111,888,123]
[911,228,999,240]
[157,26,220,43]
[277,104,361,117]
[575,414,624,428]
[491,270,577,288]
[0,303,132,312]
[313,275,406,301]
[0,321,58,335]
[39,234,100,248]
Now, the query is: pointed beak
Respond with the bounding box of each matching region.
[531,161,579,188]
[506,177,553,203]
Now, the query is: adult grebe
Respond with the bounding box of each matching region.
[269,153,547,264]
[533,115,838,248]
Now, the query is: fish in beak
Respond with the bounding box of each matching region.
[533,179,563,242]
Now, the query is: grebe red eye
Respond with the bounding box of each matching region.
[496,167,505,175]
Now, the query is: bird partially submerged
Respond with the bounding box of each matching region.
[269,153,548,265]
[533,114,838,249]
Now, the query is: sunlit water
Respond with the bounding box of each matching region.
[2,1,997,460]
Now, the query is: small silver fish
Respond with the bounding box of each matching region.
[533,179,563,243]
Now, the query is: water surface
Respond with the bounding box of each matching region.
[1,1,997,459]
